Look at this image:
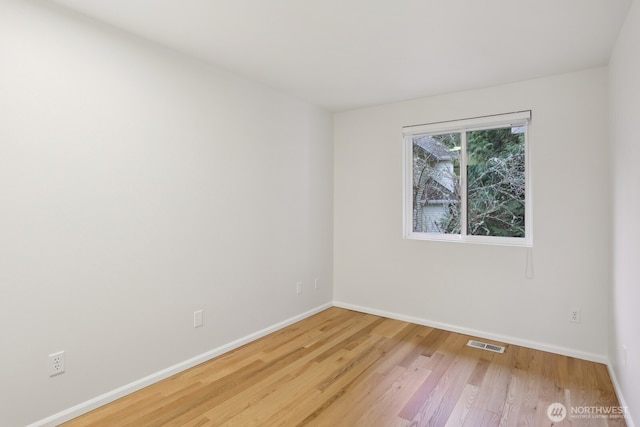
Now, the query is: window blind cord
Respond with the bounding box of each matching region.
[526,247,534,279]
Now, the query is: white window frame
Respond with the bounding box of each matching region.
[403,111,532,247]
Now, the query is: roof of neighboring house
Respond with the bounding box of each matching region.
[413,136,456,161]
[419,177,457,205]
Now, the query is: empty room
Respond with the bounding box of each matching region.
[1,0,638,426]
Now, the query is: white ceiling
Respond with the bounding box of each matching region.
[50,0,631,111]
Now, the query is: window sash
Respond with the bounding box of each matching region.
[403,111,532,247]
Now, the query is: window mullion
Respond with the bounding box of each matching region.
[460,131,468,238]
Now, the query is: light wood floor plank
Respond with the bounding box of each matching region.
[353,362,432,426]
[62,308,626,427]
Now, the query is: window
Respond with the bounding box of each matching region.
[403,111,531,246]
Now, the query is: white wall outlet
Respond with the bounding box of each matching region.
[49,351,65,376]
[623,344,627,367]
[314,277,319,289]
[570,307,581,323]
[194,310,203,328]
[296,281,303,295]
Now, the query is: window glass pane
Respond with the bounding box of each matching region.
[466,127,525,237]
[412,133,461,233]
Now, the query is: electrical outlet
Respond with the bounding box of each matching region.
[194,310,203,328]
[623,345,627,367]
[314,278,319,289]
[570,308,581,323]
[296,281,303,295]
[49,351,65,376]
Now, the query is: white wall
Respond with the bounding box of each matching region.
[0,1,333,425]
[334,68,611,361]
[610,0,640,423]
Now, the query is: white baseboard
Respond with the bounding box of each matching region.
[333,301,609,364]
[607,363,636,427]
[28,302,333,427]
[31,301,628,427]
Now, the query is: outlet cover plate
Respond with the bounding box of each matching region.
[570,308,581,323]
[194,310,203,328]
[49,351,65,376]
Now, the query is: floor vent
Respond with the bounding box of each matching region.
[467,340,506,353]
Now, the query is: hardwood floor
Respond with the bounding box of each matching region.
[63,308,626,426]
